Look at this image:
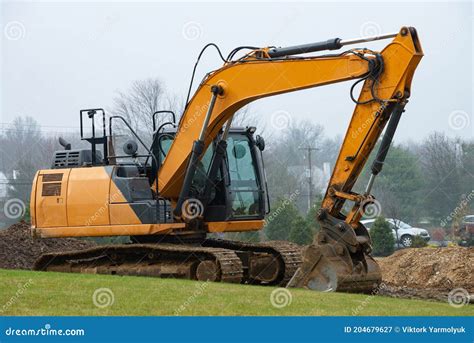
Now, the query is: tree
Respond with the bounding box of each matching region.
[370,217,395,256]
[231,105,265,135]
[264,198,300,241]
[355,141,424,222]
[111,78,180,142]
[289,216,313,245]
[417,132,464,222]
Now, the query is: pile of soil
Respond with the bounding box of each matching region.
[0,221,95,270]
[378,246,473,291]
[377,246,473,301]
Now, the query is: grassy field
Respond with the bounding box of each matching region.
[0,269,472,316]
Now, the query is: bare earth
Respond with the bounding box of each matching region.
[377,246,473,301]
[0,221,95,270]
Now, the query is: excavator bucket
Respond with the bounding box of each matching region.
[287,219,382,293]
[288,244,381,293]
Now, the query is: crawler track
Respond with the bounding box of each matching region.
[202,239,303,286]
[34,243,244,283]
[33,239,303,287]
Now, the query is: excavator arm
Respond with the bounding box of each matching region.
[157,27,422,292]
[158,27,422,219]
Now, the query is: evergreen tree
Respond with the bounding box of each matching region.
[289,216,313,245]
[370,217,395,256]
[264,198,300,241]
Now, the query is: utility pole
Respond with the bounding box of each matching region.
[299,146,318,213]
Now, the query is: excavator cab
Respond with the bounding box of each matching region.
[152,125,269,222]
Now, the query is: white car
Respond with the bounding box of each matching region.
[360,218,430,247]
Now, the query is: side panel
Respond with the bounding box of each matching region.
[66,167,111,226]
[35,169,70,228]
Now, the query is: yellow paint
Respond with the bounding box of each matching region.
[33,223,186,238]
[66,167,111,226]
[207,220,265,233]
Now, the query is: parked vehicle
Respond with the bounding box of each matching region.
[361,218,431,248]
[457,215,474,247]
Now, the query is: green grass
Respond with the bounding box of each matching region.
[0,269,472,316]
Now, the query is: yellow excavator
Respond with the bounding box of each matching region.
[31,27,422,292]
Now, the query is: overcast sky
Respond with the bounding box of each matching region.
[1,1,472,142]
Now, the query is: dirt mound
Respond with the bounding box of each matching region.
[0,221,95,270]
[378,246,473,293]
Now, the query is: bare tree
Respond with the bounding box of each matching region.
[111,78,180,139]
[418,132,463,221]
[231,105,266,135]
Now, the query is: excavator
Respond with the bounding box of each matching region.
[31,27,422,293]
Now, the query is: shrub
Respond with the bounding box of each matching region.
[411,235,428,248]
[370,217,395,256]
